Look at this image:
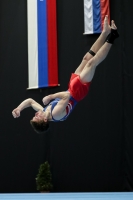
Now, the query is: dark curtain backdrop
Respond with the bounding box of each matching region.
[0,0,133,193]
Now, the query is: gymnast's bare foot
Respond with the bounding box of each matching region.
[105,18,119,43]
[102,15,111,35]
[111,20,117,30]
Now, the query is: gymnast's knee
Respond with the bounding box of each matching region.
[83,50,95,62]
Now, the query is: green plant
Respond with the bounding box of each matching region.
[36,161,53,192]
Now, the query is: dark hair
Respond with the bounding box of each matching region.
[30,120,50,134]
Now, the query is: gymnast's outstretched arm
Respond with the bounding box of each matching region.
[42,91,70,105]
[12,98,43,118]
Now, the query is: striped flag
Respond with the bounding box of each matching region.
[83,0,110,34]
[27,0,58,89]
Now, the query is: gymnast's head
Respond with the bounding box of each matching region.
[30,110,50,133]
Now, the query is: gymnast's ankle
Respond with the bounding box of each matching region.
[106,29,119,44]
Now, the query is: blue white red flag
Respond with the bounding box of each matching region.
[83,0,110,34]
[27,0,58,89]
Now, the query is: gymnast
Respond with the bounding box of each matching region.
[12,15,119,133]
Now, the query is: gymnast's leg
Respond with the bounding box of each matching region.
[75,15,111,75]
[79,19,119,83]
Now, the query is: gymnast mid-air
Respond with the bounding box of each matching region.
[12,15,119,133]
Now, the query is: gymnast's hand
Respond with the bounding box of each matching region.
[42,96,51,105]
[12,108,21,118]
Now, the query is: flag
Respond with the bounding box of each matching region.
[83,0,110,34]
[27,0,58,89]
